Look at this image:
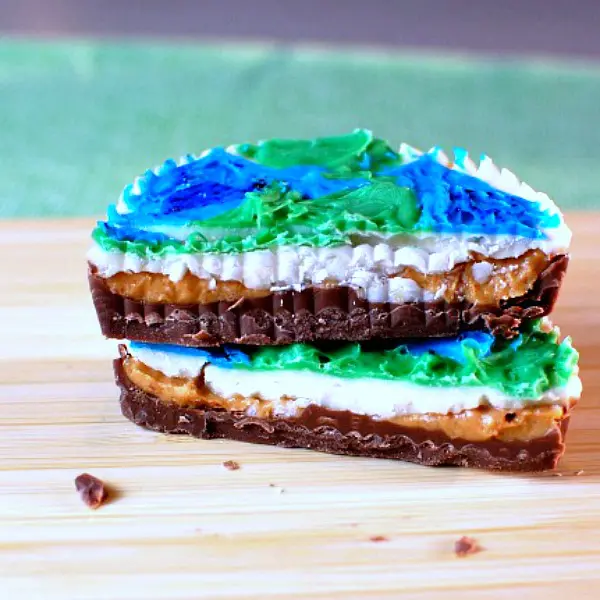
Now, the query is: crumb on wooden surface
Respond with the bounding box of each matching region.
[454,536,482,557]
[74,473,109,510]
[369,535,389,543]
[222,460,241,471]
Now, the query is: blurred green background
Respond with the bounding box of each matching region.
[1,40,599,218]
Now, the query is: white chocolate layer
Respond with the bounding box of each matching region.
[129,343,581,418]
[88,224,569,301]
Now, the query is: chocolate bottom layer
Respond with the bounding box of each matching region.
[115,358,569,471]
[90,255,568,346]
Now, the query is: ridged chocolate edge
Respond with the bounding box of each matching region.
[90,255,568,346]
[114,358,569,471]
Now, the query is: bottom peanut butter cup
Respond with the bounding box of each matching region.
[114,349,575,472]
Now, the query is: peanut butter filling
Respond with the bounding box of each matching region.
[101,250,551,306]
[104,272,270,304]
[403,249,550,306]
[123,357,569,444]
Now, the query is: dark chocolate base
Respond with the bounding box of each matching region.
[115,358,569,471]
[90,254,568,346]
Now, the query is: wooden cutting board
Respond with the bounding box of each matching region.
[1,216,598,600]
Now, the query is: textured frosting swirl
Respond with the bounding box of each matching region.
[129,321,578,399]
[94,130,564,258]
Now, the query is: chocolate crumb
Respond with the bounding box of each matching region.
[74,473,109,509]
[222,460,240,471]
[369,535,389,543]
[575,469,585,476]
[454,536,482,557]
[269,483,285,494]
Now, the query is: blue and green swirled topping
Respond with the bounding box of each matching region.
[129,322,578,399]
[94,129,561,257]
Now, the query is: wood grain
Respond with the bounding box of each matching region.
[0,216,598,600]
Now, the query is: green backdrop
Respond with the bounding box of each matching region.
[1,40,598,218]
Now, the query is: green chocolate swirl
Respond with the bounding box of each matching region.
[239,322,578,399]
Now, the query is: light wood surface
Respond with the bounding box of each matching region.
[0,215,599,600]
